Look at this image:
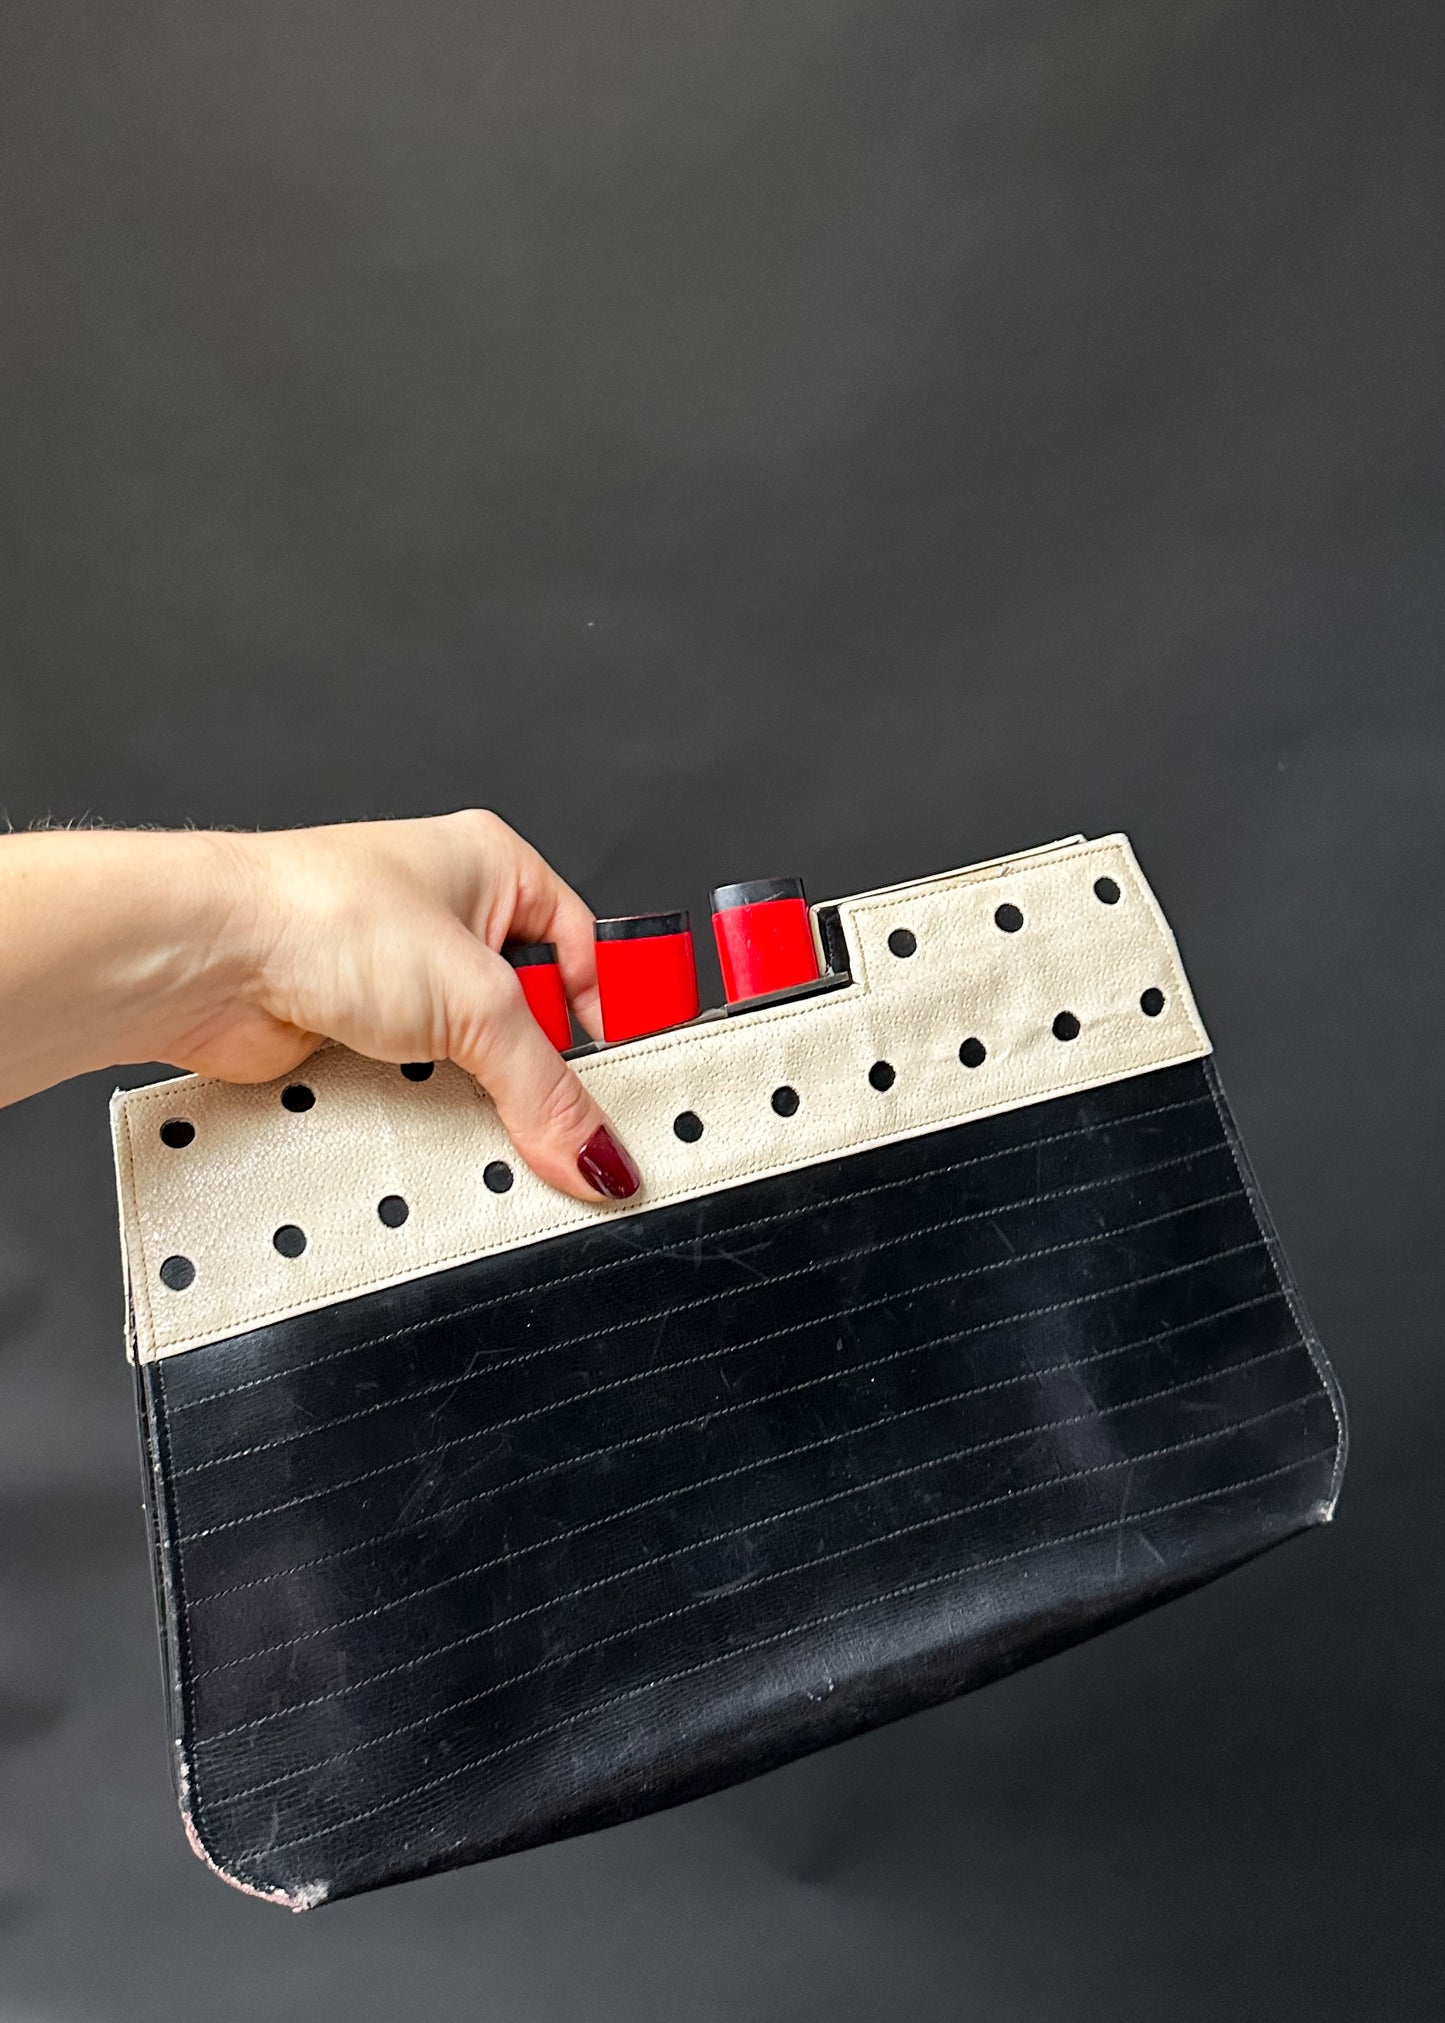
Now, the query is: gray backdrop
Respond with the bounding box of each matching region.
[2,1,1442,2017]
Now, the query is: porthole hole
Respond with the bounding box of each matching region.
[272,1224,307,1258]
[958,1038,987,1069]
[378,1195,409,1227]
[673,1111,704,1142]
[868,1060,896,1092]
[1052,1011,1081,1042]
[771,1085,800,1118]
[281,1083,315,1113]
[1094,877,1121,905]
[483,1160,513,1193]
[400,1061,435,1082]
[159,1254,195,1292]
[887,927,917,958]
[994,903,1024,934]
[159,1119,195,1149]
[1140,987,1166,1017]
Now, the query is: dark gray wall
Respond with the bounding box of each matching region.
[2,1,1442,2016]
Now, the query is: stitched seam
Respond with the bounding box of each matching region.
[170,1089,1214,1412]
[199,1386,1317,1753]
[193,1319,1295,1700]
[171,1195,1251,1543]
[173,1141,1233,1476]
[187,1247,1273,1603]
[217,1443,1334,1856]
[1202,1066,1345,1503]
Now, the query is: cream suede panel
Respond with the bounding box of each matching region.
[112,833,1211,1363]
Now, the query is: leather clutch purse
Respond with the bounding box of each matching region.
[109,831,1346,1910]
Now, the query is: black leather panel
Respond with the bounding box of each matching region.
[138,1059,1345,1905]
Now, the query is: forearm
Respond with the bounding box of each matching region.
[0,829,259,1105]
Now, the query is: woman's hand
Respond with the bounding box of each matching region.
[0,812,641,1203]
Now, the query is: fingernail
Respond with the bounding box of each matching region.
[576,1123,642,1200]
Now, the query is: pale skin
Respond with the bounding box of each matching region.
[0,810,642,1202]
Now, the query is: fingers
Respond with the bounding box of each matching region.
[508,876,603,1045]
[442,931,640,1204]
[453,812,604,1044]
[537,889,604,1044]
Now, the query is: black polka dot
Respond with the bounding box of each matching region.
[400,1062,435,1082]
[377,1195,409,1227]
[272,1224,307,1258]
[1094,877,1121,905]
[994,903,1024,934]
[159,1254,194,1291]
[281,1083,315,1113]
[958,1038,987,1069]
[771,1085,800,1117]
[159,1119,195,1149]
[1140,987,1166,1017]
[869,1060,896,1091]
[1052,1011,1081,1042]
[887,928,917,958]
[673,1111,704,1142]
[483,1160,513,1193]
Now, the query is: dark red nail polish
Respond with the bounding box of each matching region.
[577,1124,641,1200]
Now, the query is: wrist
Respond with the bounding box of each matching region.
[124,828,275,1061]
[0,827,268,1094]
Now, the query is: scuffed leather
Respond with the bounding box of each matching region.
[136,1058,1345,1908]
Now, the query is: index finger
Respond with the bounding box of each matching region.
[488,828,604,1044]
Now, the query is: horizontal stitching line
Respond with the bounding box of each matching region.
[188,1290,1286,1675]
[172,1192,1253,1543]
[216,1442,1333,1857]
[195,1287,1289,1678]
[202,1384,1315,1753]
[173,1138,1230,1477]
[169,1089,1214,1412]
[187,1252,1277,1607]
[195,1329,1300,1748]
[180,1229,1270,1577]
[1202,1066,1346,1499]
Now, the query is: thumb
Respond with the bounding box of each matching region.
[443,932,642,1205]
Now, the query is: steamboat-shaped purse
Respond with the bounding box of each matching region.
[110,832,1346,1909]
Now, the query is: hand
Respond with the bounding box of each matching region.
[0,812,642,1204]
